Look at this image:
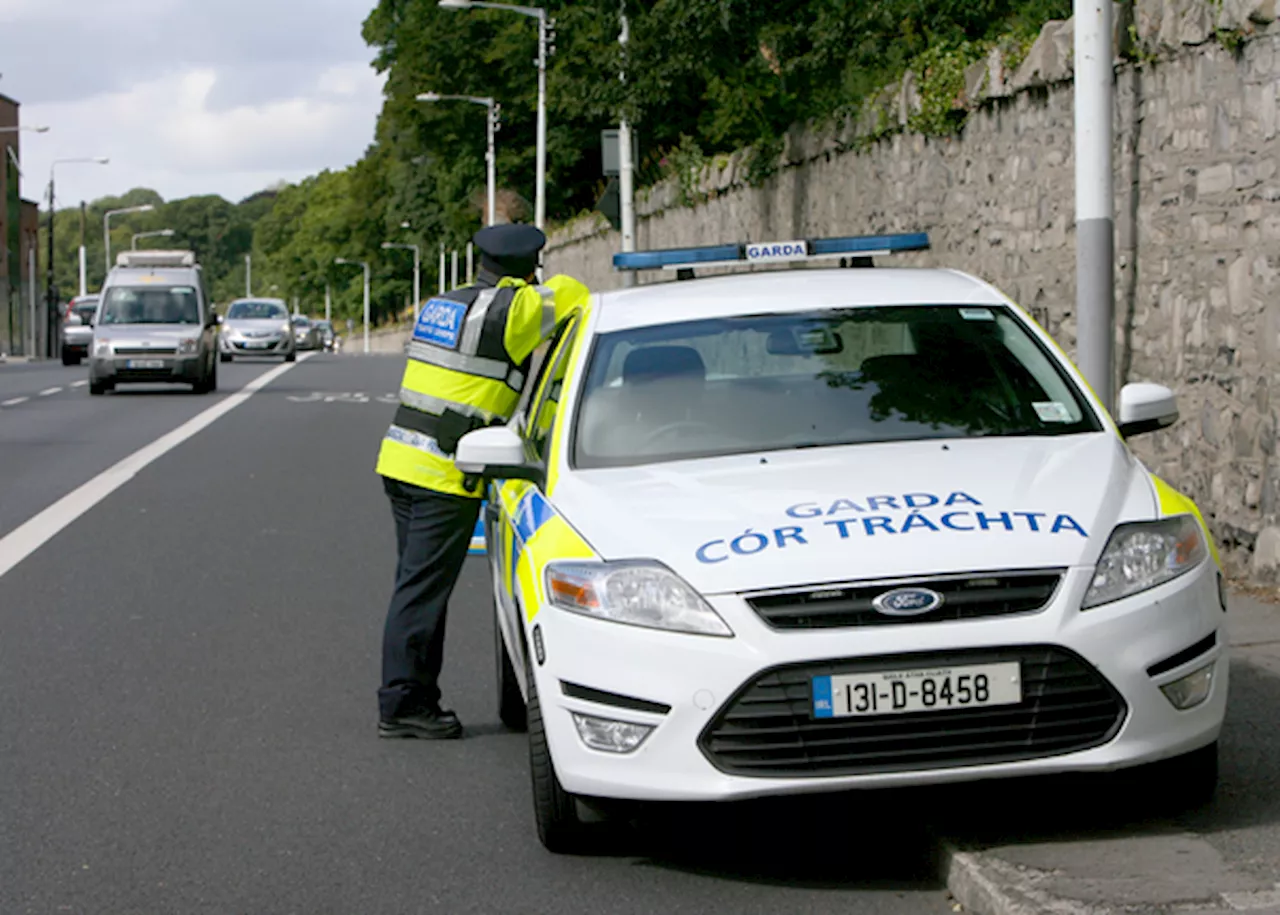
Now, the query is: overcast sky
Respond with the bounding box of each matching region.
[0,0,386,209]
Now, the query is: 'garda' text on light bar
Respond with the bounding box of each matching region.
[612,232,929,271]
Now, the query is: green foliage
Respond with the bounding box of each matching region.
[908,41,985,136]
[1215,27,1247,55]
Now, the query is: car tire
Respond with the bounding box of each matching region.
[1156,741,1219,810]
[496,621,528,732]
[61,348,79,366]
[219,352,232,363]
[528,658,587,853]
[206,357,218,393]
[285,351,297,363]
[89,379,107,396]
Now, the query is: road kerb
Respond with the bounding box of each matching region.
[940,841,1102,915]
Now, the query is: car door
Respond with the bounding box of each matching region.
[491,315,583,677]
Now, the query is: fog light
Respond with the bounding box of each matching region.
[571,713,653,754]
[1160,662,1215,710]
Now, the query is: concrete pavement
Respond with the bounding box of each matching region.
[939,594,1280,915]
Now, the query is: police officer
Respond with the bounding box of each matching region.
[375,223,589,739]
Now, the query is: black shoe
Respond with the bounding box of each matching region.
[378,708,463,740]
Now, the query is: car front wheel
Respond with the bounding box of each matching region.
[528,659,587,853]
[219,352,232,363]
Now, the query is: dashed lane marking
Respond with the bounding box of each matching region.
[2,396,29,406]
[38,387,62,396]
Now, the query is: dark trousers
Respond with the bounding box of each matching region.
[379,477,482,720]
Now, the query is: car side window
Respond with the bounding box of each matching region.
[524,318,580,463]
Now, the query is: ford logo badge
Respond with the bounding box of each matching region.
[872,587,944,617]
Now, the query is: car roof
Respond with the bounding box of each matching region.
[590,267,1009,333]
[105,267,200,286]
[228,297,288,306]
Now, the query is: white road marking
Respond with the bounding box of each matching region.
[71,380,88,388]
[38,387,62,396]
[2,396,29,406]
[0,355,313,582]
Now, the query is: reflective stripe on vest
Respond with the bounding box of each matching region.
[399,387,497,423]
[406,341,511,380]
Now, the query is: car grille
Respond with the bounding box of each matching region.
[115,346,178,356]
[699,645,1126,778]
[746,570,1062,630]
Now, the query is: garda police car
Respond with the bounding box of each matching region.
[455,233,1227,853]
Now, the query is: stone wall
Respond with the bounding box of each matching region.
[542,0,1280,580]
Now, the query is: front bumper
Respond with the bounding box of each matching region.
[62,330,92,353]
[221,334,292,355]
[91,353,203,384]
[527,561,1227,802]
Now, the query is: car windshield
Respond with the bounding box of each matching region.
[292,316,309,326]
[72,299,99,322]
[227,300,288,320]
[99,286,200,325]
[572,305,1102,469]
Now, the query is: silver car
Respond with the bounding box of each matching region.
[219,298,297,362]
[61,294,100,365]
[89,250,219,396]
[291,315,322,351]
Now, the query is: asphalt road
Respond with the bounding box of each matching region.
[0,353,952,915]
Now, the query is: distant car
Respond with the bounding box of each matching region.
[88,250,219,395]
[219,298,296,362]
[292,315,322,351]
[61,294,100,365]
[314,320,336,352]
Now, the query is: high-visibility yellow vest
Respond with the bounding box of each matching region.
[375,274,589,497]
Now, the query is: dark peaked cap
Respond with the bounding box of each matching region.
[473,224,547,278]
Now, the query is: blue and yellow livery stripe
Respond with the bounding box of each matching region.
[1150,474,1221,567]
[496,480,597,620]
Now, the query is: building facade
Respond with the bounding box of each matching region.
[1,92,41,357]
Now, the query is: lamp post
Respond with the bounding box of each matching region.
[132,228,175,249]
[438,0,551,230]
[103,203,154,273]
[381,242,422,321]
[0,125,49,134]
[417,92,500,226]
[47,156,109,357]
[334,257,371,354]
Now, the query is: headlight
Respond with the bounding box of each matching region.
[1082,515,1207,609]
[545,560,733,636]
[177,338,198,354]
[94,339,112,356]
[281,323,291,334]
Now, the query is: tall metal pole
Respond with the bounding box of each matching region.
[535,11,548,230]
[486,101,498,226]
[78,202,87,296]
[362,262,370,355]
[28,245,36,357]
[1074,0,1115,412]
[451,250,458,288]
[438,244,446,294]
[325,282,331,322]
[102,212,109,274]
[45,174,55,358]
[412,246,421,320]
[245,254,252,297]
[618,1,637,288]
[466,242,474,284]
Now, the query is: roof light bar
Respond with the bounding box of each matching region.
[116,249,196,268]
[612,232,929,272]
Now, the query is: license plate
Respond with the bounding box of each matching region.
[125,359,165,369]
[245,341,269,349]
[812,661,1021,718]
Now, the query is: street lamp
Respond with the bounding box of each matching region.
[417,92,500,226]
[438,0,551,230]
[334,257,371,354]
[104,203,154,273]
[46,156,109,357]
[0,125,49,134]
[382,241,422,322]
[131,228,175,249]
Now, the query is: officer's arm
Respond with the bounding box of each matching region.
[503,274,591,364]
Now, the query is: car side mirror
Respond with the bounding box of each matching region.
[67,313,83,326]
[455,426,543,483]
[1117,382,1179,438]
